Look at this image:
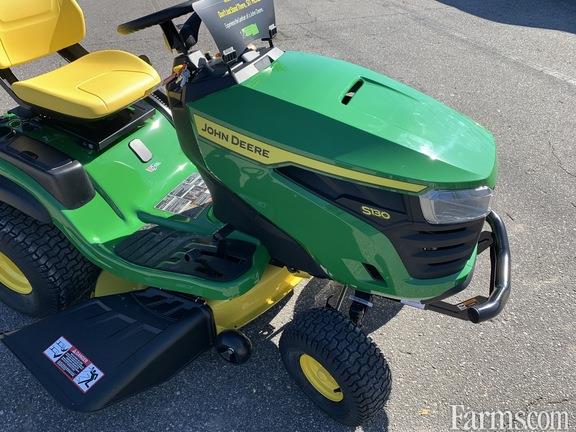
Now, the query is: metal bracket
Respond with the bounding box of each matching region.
[349,295,374,308]
[327,284,348,311]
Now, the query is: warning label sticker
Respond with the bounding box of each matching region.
[43,337,105,393]
[155,173,212,215]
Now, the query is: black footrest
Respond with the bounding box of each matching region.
[115,226,257,281]
[2,289,216,412]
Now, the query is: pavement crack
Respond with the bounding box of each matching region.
[525,396,544,411]
[548,140,576,178]
[525,395,576,410]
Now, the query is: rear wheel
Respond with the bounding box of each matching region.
[0,203,100,317]
[279,307,392,426]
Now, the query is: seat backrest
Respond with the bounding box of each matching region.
[0,0,85,69]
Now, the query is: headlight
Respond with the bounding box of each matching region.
[419,187,493,224]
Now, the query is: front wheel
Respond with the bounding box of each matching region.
[279,307,392,426]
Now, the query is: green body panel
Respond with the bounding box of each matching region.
[192,51,497,191]
[180,51,497,299]
[0,112,269,300]
[197,140,476,299]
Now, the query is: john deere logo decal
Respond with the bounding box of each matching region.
[193,114,427,194]
[198,117,271,159]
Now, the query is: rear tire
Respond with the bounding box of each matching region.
[0,203,100,317]
[279,307,392,426]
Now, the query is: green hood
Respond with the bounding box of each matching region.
[192,51,498,191]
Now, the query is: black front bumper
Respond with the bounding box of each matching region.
[419,211,512,324]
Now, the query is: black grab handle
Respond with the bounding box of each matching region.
[468,211,512,323]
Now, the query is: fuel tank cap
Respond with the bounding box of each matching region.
[129,139,153,163]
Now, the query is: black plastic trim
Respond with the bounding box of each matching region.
[0,176,51,223]
[0,131,95,209]
[57,44,89,63]
[45,101,156,151]
[115,223,257,282]
[202,171,329,278]
[2,288,215,412]
[146,90,174,126]
[0,68,28,106]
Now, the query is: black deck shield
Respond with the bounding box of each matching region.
[2,289,215,412]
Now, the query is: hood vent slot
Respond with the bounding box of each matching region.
[342,80,364,105]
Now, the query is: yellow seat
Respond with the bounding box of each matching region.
[0,0,161,120]
[12,51,161,119]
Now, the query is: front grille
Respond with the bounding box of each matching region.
[386,220,484,279]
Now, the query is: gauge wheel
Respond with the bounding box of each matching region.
[279,307,392,426]
[0,203,100,317]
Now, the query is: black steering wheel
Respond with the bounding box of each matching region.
[117,1,194,35]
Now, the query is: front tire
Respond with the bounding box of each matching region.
[0,203,100,317]
[279,307,392,426]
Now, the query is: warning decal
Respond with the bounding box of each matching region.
[155,173,212,215]
[43,337,105,393]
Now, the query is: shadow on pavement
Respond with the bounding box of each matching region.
[292,278,404,336]
[245,278,397,431]
[436,0,576,34]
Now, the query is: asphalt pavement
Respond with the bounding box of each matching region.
[0,0,575,431]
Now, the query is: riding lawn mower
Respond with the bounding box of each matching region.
[0,0,511,426]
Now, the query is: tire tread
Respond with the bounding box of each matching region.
[0,203,99,315]
[280,307,392,426]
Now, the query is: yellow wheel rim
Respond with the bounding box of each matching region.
[0,251,32,295]
[299,354,343,402]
